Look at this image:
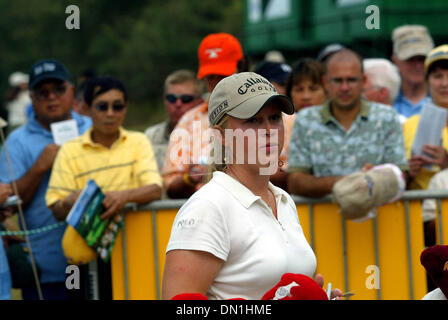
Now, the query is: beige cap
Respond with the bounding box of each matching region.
[392,25,434,61]
[332,164,405,220]
[208,72,294,126]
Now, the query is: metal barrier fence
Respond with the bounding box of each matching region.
[108,190,448,300]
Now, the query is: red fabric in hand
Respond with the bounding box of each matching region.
[261,273,328,300]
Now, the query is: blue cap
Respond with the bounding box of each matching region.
[29,58,71,89]
[254,61,292,84]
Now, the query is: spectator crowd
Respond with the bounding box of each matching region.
[1,24,448,300]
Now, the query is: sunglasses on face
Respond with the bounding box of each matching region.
[94,101,126,112]
[165,93,197,104]
[33,83,67,101]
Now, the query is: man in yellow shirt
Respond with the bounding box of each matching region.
[46,76,162,219]
[45,76,162,299]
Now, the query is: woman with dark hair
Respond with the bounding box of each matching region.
[281,59,327,172]
[405,45,448,191]
[404,45,448,251]
[286,58,327,112]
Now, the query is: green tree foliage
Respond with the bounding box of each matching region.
[0,0,242,127]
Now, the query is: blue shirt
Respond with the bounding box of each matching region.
[0,111,91,283]
[0,242,11,300]
[393,90,431,119]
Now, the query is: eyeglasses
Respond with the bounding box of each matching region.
[33,83,68,101]
[94,102,126,112]
[165,94,197,104]
[328,77,362,87]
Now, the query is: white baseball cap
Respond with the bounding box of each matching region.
[8,71,29,87]
[208,72,294,126]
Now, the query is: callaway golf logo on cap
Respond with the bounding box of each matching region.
[208,72,294,126]
[237,75,276,95]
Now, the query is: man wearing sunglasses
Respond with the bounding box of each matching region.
[144,70,204,178]
[162,33,248,199]
[0,58,92,300]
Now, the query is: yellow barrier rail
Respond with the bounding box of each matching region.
[109,190,448,300]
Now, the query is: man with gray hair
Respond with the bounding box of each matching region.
[363,58,401,105]
[363,58,406,124]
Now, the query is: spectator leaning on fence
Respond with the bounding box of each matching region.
[0,59,92,300]
[46,76,162,222]
[404,43,448,228]
[45,76,162,299]
[161,33,247,199]
[392,25,434,119]
[287,49,408,198]
[404,45,448,191]
[144,70,204,176]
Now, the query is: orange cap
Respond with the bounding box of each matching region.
[197,33,243,79]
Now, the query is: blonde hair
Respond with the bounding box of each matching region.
[205,115,230,182]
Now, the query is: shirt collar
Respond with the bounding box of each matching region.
[212,171,288,209]
[320,98,371,124]
[81,126,128,148]
[163,120,172,139]
[395,89,431,104]
[26,110,85,137]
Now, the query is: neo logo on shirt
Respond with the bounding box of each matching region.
[177,218,196,229]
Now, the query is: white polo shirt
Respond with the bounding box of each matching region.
[166,171,317,300]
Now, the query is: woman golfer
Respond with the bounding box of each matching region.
[162,72,340,300]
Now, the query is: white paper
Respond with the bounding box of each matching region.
[0,195,21,208]
[51,119,79,145]
[412,101,447,157]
